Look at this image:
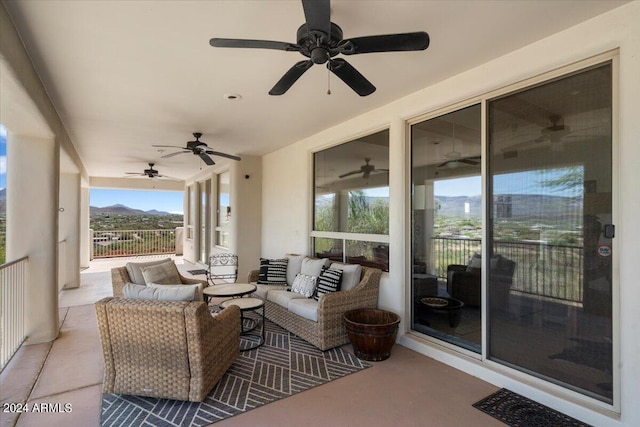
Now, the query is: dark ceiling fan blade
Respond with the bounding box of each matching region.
[125,172,142,175]
[302,0,331,41]
[156,174,181,181]
[152,144,186,149]
[205,150,242,161]
[329,58,376,96]
[161,151,189,159]
[437,161,450,167]
[209,38,300,52]
[199,153,215,166]
[338,170,361,179]
[459,159,479,165]
[373,168,390,173]
[269,60,314,95]
[340,32,430,55]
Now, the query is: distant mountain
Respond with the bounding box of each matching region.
[90,204,175,216]
[0,188,5,213]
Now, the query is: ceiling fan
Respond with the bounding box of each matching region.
[503,115,601,152]
[152,133,241,166]
[125,163,179,180]
[209,0,430,96]
[339,158,388,179]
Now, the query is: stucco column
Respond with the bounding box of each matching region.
[59,172,80,289]
[80,186,90,268]
[6,133,59,344]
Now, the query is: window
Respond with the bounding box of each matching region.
[312,129,390,271]
[215,171,230,248]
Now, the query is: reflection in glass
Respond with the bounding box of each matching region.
[313,130,389,270]
[411,104,482,353]
[488,63,613,402]
[216,171,230,247]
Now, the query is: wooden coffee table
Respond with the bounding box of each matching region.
[220,297,265,351]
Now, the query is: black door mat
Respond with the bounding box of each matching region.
[473,388,593,427]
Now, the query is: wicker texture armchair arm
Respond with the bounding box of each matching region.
[248,269,259,283]
[110,267,130,298]
[179,273,208,286]
[317,267,381,325]
[184,303,240,401]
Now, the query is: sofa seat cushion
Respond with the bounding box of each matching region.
[125,258,172,284]
[253,284,287,300]
[267,289,306,309]
[287,298,318,322]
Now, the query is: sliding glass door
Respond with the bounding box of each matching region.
[411,104,482,353]
[487,62,613,403]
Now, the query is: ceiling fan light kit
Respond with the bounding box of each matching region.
[209,0,430,96]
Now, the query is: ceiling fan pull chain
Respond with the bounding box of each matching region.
[327,62,331,95]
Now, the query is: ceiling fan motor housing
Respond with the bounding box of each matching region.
[297,23,343,64]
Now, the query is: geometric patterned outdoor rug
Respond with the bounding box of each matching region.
[473,388,593,427]
[101,318,369,426]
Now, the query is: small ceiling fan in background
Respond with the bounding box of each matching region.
[209,0,430,96]
[153,132,241,166]
[125,163,179,180]
[339,158,388,179]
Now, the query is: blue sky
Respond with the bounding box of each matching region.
[0,124,6,190]
[91,189,184,214]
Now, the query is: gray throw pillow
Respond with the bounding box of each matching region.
[140,262,181,285]
[125,258,172,284]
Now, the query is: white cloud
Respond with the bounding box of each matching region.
[0,156,6,175]
[0,124,6,138]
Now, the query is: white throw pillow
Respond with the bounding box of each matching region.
[122,283,196,302]
[140,262,181,285]
[291,274,317,298]
[147,283,203,301]
[125,258,172,284]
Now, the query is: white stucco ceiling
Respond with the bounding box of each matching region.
[2,0,628,181]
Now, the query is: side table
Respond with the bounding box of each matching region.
[220,297,265,351]
[202,283,257,304]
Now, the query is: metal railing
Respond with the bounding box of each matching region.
[431,237,583,303]
[93,229,176,258]
[1,256,28,370]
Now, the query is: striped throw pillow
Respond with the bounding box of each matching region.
[314,268,343,301]
[258,258,288,285]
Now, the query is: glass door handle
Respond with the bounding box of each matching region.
[604,224,615,239]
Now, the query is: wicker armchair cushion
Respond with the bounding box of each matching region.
[141,262,182,285]
[125,258,172,284]
[123,283,198,301]
[147,282,204,301]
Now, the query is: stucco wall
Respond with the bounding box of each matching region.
[261,3,640,426]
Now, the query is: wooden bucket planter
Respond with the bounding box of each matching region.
[343,308,400,361]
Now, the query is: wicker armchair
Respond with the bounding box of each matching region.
[111,265,207,298]
[248,266,381,351]
[95,297,240,402]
